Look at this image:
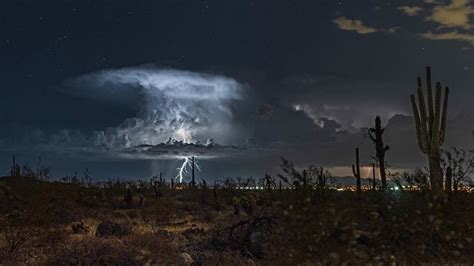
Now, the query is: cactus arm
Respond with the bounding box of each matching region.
[368,130,376,142]
[440,86,449,144]
[411,94,429,153]
[430,82,442,156]
[416,79,431,148]
[417,84,430,138]
[426,67,434,129]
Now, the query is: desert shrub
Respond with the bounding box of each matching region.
[0,211,46,264]
[210,192,276,259]
[95,220,132,237]
[141,198,176,233]
[0,211,41,253]
[124,234,177,264]
[71,220,90,234]
[265,192,474,264]
[198,249,256,265]
[48,237,138,265]
[45,195,81,225]
[126,209,140,219]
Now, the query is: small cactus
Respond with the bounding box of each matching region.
[352,148,362,194]
[152,173,166,198]
[10,156,20,178]
[317,167,326,190]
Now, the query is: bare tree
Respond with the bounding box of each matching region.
[441,147,474,191]
[390,169,428,190]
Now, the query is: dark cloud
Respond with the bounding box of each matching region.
[120,138,260,160]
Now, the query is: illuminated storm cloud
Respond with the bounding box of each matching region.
[64,67,244,148]
[119,138,253,160]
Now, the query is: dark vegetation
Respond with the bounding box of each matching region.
[0,170,473,265]
[0,66,473,264]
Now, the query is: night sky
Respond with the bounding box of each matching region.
[1,0,474,181]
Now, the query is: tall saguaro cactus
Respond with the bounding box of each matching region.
[410,66,449,193]
[368,116,389,190]
[352,148,361,193]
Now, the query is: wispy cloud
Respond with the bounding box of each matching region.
[398,6,423,16]
[424,0,444,4]
[420,30,474,44]
[417,0,474,45]
[334,0,474,46]
[332,16,378,34]
[332,16,399,35]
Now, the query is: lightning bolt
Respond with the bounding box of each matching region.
[175,157,190,183]
[174,156,202,183]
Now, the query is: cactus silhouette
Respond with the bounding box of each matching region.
[445,166,452,193]
[10,156,21,177]
[190,156,196,189]
[371,163,377,191]
[317,167,326,190]
[410,66,449,193]
[368,116,389,190]
[352,148,361,194]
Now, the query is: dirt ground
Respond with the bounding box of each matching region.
[1,176,473,265]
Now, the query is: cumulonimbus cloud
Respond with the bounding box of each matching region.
[63,67,245,149]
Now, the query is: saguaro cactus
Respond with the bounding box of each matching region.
[368,116,389,190]
[352,148,361,193]
[372,163,377,191]
[410,66,449,193]
[445,166,452,193]
[317,167,326,190]
[10,156,20,177]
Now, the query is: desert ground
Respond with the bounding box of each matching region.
[1,174,473,265]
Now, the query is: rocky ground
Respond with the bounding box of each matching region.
[0,176,473,265]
